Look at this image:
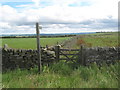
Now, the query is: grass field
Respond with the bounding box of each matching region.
[75,32,118,48]
[1,32,118,49]
[1,37,69,49]
[1,32,119,88]
[2,62,119,88]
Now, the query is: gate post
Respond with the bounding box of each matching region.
[55,45,60,62]
[78,46,81,64]
[80,45,86,65]
[80,45,84,65]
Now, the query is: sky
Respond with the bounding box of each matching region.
[0,0,119,34]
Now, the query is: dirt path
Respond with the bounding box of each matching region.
[60,35,80,49]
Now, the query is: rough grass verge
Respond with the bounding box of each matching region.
[2,62,119,88]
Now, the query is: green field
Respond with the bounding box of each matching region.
[1,37,69,49]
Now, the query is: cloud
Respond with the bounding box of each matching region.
[0,0,119,34]
[32,0,40,7]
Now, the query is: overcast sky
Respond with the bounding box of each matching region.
[0,0,118,34]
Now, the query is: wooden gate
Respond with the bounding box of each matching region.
[54,45,86,65]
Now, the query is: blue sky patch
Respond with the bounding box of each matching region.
[69,2,91,7]
[40,1,53,6]
[1,2,33,8]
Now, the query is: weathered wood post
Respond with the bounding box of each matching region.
[83,46,86,66]
[80,45,86,66]
[78,46,81,64]
[80,45,84,65]
[36,22,42,73]
[55,45,60,62]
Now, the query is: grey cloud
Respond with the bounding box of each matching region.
[41,18,117,31]
[1,15,117,34]
[4,17,118,30]
[55,18,117,30]
[89,19,117,29]
[41,17,117,30]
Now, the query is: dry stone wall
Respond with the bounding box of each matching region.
[2,48,56,72]
[85,47,120,66]
[1,46,120,72]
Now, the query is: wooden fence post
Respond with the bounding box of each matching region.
[78,46,81,64]
[55,45,60,62]
[83,47,86,66]
[80,45,85,65]
[36,22,42,74]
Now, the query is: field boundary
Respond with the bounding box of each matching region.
[54,45,119,65]
[1,45,120,72]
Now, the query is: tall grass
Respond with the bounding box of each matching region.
[2,62,119,88]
